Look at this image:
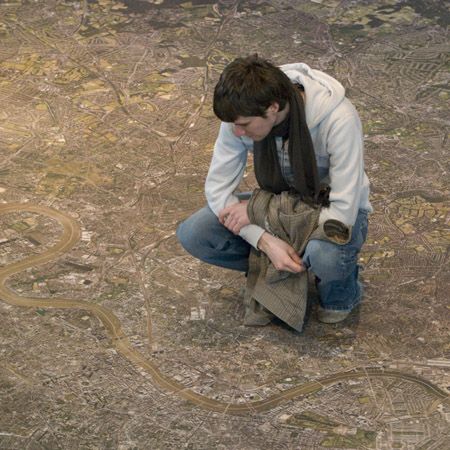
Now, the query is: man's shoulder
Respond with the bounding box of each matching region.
[321,97,361,128]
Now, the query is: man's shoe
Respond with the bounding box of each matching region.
[317,306,351,324]
[318,279,363,324]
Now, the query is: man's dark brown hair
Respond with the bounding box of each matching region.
[213,55,292,122]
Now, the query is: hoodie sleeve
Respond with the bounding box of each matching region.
[205,122,266,248]
[319,102,364,229]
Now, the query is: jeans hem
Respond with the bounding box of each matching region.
[319,280,363,312]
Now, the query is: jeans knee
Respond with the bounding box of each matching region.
[303,240,353,283]
[176,219,199,256]
[177,213,229,260]
[176,207,251,271]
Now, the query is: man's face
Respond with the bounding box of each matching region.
[232,103,279,141]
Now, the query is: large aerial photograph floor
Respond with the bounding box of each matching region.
[0,0,449,448]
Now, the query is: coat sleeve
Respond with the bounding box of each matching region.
[205,122,266,248]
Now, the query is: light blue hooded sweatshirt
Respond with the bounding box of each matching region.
[205,63,372,248]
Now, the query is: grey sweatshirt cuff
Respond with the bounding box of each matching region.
[239,224,266,249]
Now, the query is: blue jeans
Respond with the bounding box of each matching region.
[177,206,368,312]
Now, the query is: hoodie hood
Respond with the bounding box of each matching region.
[280,63,345,129]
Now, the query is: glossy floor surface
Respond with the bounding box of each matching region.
[0,1,449,448]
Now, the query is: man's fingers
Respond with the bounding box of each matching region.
[290,255,305,272]
[286,261,303,273]
[218,209,229,223]
[286,246,300,260]
[230,220,242,235]
[222,215,241,235]
[225,215,237,229]
[284,248,303,270]
[290,251,302,265]
[280,255,304,273]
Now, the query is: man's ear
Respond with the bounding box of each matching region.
[268,102,280,113]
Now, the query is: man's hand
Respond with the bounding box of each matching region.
[257,232,305,273]
[218,201,250,235]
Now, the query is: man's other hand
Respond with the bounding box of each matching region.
[219,201,250,235]
[257,232,305,273]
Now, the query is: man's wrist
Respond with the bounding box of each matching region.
[257,231,271,252]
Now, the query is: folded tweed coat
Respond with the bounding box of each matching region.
[244,189,350,332]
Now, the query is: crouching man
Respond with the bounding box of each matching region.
[177,55,372,325]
